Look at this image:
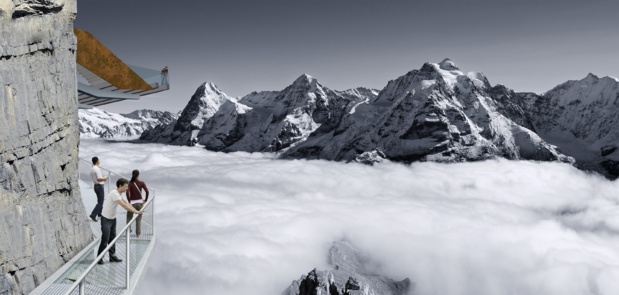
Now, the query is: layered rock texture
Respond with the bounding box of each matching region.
[79,108,177,139]
[0,1,93,294]
[283,241,411,295]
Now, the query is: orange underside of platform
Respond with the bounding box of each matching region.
[75,28,154,91]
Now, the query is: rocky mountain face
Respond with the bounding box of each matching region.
[141,77,378,153]
[79,108,177,138]
[283,241,411,295]
[283,60,573,165]
[144,59,619,172]
[0,1,94,294]
[515,74,619,177]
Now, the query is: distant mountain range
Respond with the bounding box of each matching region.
[79,59,619,178]
[79,108,177,139]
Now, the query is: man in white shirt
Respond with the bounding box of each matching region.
[97,178,143,264]
[89,157,108,222]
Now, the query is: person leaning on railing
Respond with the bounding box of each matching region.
[97,178,143,265]
[126,169,149,239]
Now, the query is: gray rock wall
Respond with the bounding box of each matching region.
[0,1,94,294]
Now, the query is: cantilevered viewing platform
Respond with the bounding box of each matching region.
[28,30,163,295]
[30,160,156,295]
[74,29,169,109]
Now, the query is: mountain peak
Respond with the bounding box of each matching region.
[193,82,225,98]
[582,73,619,85]
[578,73,619,86]
[203,81,223,94]
[438,58,459,71]
[584,73,599,81]
[293,73,315,85]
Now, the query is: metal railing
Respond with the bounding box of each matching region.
[61,159,157,295]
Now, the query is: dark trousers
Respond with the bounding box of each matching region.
[90,184,104,217]
[98,216,117,256]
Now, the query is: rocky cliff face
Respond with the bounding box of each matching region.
[0,1,93,294]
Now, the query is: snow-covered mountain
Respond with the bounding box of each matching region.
[514,74,619,176]
[283,60,572,164]
[79,108,177,139]
[141,76,378,153]
[140,59,619,178]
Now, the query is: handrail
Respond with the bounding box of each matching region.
[64,159,157,295]
[78,158,156,196]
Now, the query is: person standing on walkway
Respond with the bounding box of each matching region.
[161,66,169,85]
[98,178,143,265]
[126,169,149,238]
[90,157,108,222]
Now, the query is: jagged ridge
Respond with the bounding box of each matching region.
[134,59,618,177]
[79,108,177,139]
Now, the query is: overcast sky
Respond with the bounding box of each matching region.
[75,0,619,113]
[79,139,619,295]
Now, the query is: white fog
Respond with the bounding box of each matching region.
[79,139,619,295]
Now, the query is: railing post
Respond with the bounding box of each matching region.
[126,229,130,289]
[152,198,155,237]
[79,281,84,295]
[106,169,110,197]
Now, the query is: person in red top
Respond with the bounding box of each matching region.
[126,169,149,238]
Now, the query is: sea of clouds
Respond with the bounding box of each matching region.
[79,139,619,295]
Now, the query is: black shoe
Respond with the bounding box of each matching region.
[109,255,123,263]
[89,215,98,222]
[97,260,104,265]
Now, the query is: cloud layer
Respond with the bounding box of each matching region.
[79,139,619,295]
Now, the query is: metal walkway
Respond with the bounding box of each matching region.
[31,161,156,295]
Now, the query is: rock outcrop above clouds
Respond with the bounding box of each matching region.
[282,241,411,295]
[0,1,93,294]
